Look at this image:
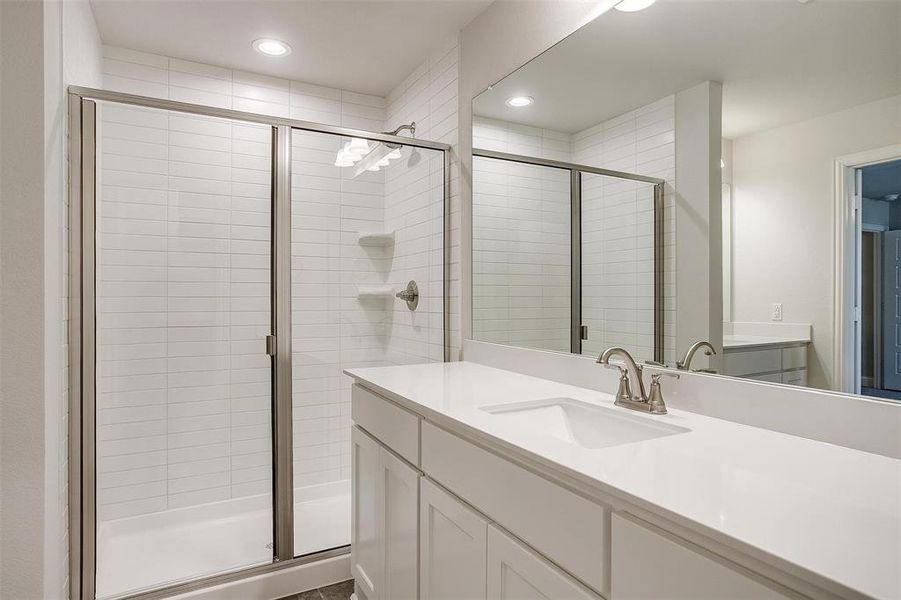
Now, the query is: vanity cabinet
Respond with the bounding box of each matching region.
[722,343,808,385]
[352,383,817,600]
[351,426,419,600]
[611,514,792,600]
[487,524,599,600]
[420,478,488,600]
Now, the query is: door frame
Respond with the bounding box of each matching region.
[67,86,452,600]
[833,144,901,394]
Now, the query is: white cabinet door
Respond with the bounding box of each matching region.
[382,446,419,600]
[420,478,488,600]
[611,513,793,600]
[487,525,601,600]
[352,426,383,600]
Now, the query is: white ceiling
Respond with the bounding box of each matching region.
[473,0,901,139]
[90,0,493,97]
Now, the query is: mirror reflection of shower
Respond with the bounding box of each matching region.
[334,122,416,178]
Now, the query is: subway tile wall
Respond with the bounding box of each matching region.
[97,102,274,520]
[470,95,676,362]
[97,44,452,519]
[472,117,573,352]
[573,95,676,363]
[386,35,461,359]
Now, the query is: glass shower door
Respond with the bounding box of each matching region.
[290,128,445,556]
[94,100,274,598]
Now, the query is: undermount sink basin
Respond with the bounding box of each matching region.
[480,397,689,449]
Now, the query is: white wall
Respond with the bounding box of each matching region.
[1,0,101,597]
[1,3,51,596]
[674,81,723,370]
[732,94,901,389]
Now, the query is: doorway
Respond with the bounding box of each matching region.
[857,159,901,400]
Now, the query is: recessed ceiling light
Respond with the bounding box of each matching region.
[614,0,657,12]
[506,96,534,108]
[252,38,291,57]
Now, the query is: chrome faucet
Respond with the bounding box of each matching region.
[597,347,677,415]
[677,340,717,371]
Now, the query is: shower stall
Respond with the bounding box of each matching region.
[68,87,449,600]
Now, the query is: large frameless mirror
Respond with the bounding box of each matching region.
[470,0,901,398]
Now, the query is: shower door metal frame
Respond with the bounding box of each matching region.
[68,86,452,600]
[472,148,666,361]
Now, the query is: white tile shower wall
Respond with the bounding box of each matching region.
[385,35,460,359]
[98,46,391,518]
[573,95,677,363]
[383,147,447,364]
[290,129,387,489]
[97,103,273,520]
[471,118,573,352]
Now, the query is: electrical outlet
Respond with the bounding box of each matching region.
[772,303,783,321]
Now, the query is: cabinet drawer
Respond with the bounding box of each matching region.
[611,513,792,599]
[352,384,420,466]
[488,525,602,600]
[422,422,609,596]
[723,348,781,376]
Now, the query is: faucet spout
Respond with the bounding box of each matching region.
[677,340,717,371]
[598,346,647,401]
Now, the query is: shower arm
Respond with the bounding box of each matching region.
[383,122,416,138]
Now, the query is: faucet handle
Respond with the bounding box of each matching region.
[647,373,673,414]
[614,369,633,403]
[651,371,680,381]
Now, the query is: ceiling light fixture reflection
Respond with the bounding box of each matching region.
[506,96,534,108]
[614,0,657,12]
[252,38,291,57]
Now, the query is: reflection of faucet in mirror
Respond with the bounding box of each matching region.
[677,341,717,372]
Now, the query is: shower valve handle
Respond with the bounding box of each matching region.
[396,280,419,311]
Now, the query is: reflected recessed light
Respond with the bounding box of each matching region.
[252,38,291,57]
[506,96,534,108]
[614,0,657,12]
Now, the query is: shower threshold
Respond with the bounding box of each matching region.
[96,480,350,600]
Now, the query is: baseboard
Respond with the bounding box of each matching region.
[169,554,351,600]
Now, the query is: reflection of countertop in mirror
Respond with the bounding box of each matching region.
[723,334,811,350]
[346,361,900,600]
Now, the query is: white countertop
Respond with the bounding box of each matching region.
[345,361,901,600]
[723,334,810,349]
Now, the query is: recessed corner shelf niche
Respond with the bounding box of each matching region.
[357,285,395,300]
[357,231,395,247]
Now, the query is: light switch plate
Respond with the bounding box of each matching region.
[772,303,783,321]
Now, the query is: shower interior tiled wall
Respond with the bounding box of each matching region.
[472,94,676,363]
[96,44,449,525]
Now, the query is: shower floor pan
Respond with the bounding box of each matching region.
[96,481,350,599]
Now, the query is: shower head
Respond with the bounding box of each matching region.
[335,121,416,178]
[351,143,402,178]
